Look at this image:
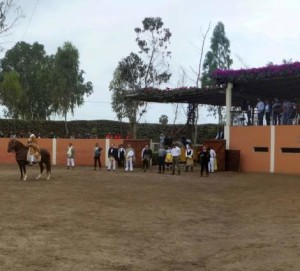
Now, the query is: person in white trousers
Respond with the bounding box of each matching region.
[209,148,216,173]
[125,144,135,172]
[66,143,75,169]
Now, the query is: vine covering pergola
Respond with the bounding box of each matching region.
[127,62,300,107]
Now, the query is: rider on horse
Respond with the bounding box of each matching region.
[27,131,41,165]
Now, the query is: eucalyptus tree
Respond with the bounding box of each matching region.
[0,41,54,119]
[110,53,147,137]
[110,17,172,138]
[52,41,93,135]
[201,22,233,124]
[0,70,21,118]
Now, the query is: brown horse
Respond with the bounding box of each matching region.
[7,138,51,181]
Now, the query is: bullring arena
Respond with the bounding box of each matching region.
[1,137,300,270]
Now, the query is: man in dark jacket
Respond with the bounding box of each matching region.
[141,144,152,172]
[199,145,210,177]
[107,143,118,171]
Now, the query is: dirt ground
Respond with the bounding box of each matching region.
[1,164,300,271]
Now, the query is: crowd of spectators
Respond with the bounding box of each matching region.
[238,98,299,126]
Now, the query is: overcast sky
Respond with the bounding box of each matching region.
[2,0,300,123]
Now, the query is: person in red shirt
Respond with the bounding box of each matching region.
[105,132,112,139]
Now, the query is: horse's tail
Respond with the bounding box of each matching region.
[41,149,51,172]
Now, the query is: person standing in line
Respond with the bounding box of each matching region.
[93,143,102,170]
[158,145,166,174]
[66,143,75,169]
[141,144,152,172]
[118,144,125,168]
[125,144,135,172]
[164,146,173,171]
[208,147,216,173]
[199,145,210,177]
[185,144,194,172]
[171,143,181,175]
[107,143,118,171]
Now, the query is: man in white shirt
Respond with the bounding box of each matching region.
[256,98,265,125]
[208,148,216,173]
[171,144,181,175]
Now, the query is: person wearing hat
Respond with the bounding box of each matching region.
[185,144,194,172]
[27,131,41,165]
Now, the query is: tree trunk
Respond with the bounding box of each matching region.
[64,112,69,137]
[130,121,137,139]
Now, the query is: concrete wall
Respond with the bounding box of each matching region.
[1,138,115,167]
[1,138,151,168]
[229,126,300,174]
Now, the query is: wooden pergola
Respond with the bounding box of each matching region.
[128,62,300,107]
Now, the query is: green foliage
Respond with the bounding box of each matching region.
[110,53,146,123]
[52,42,93,121]
[0,41,54,119]
[202,22,233,87]
[110,17,172,138]
[0,71,21,117]
[0,41,93,123]
[159,114,168,125]
[201,22,232,124]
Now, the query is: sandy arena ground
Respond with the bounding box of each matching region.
[0,164,300,271]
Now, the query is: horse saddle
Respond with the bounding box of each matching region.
[27,149,41,163]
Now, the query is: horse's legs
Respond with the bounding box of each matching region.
[18,162,23,181]
[46,161,51,180]
[23,163,27,181]
[36,162,44,180]
[19,162,27,181]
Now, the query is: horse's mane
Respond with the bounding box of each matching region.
[10,139,27,149]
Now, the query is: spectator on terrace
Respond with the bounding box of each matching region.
[288,103,297,125]
[246,100,252,125]
[272,98,281,125]
[256,98,265,125]
[264,100,271,125]
[282,99,292,125]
